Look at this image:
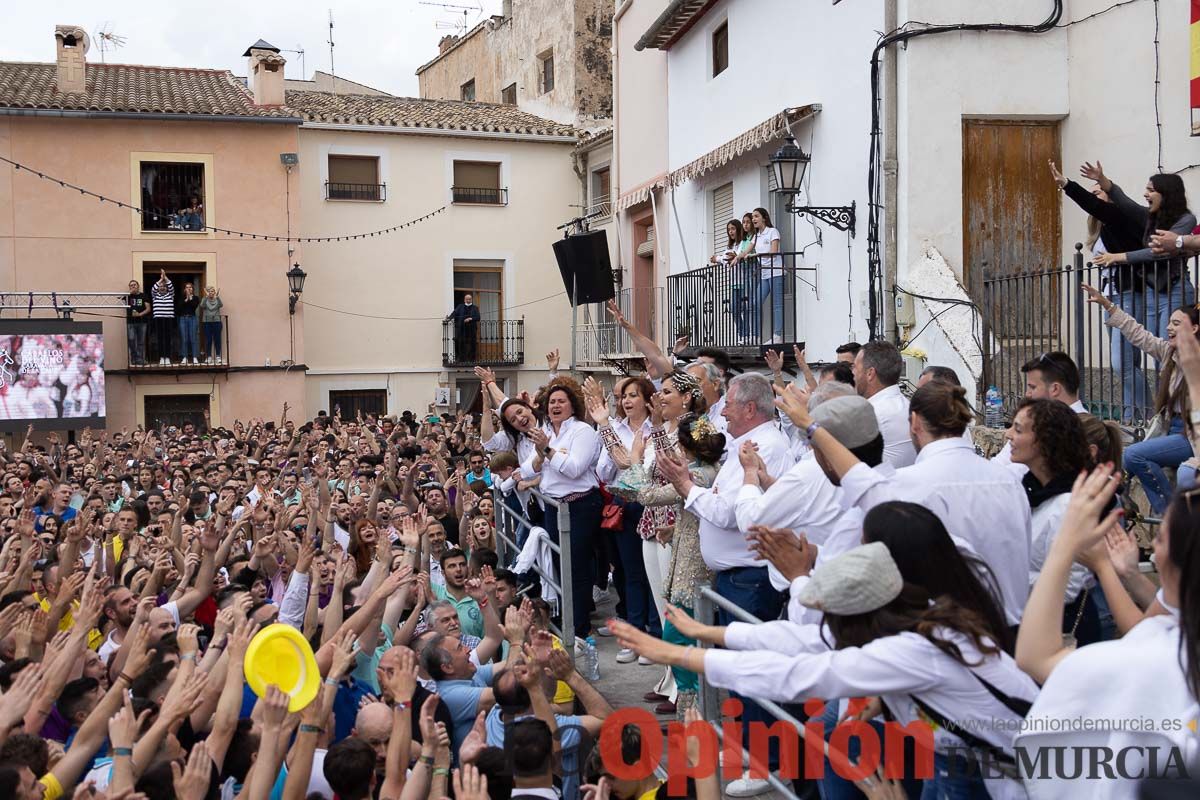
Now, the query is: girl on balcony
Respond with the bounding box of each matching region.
[200,285,223,365]
[711,218,755,343]
[734,207,784,345]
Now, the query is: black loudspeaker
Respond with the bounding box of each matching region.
[552,231,615,304]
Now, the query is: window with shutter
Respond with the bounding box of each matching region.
[711,182,734,256]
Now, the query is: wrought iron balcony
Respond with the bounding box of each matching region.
[126,314,231,370]
[452,186,509,206]
[667,253,813,355]
[577,286,664,369]
[442,318,524,368]
[326,182,386,201]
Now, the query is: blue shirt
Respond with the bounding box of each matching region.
[486,706,586,800]
[436,663,495,752]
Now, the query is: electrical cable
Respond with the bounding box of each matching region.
[0,154,445,242]
[1153,0,1163,173]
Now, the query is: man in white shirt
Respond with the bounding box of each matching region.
[993,351,1086,469]
[852,341,916,468]
[686,359,727,432]
[656,372,794,794]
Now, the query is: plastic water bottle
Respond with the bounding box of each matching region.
[584,636,600,681]
[985,386,1004,429]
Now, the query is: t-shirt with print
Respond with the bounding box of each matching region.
[125,292,149,323]
[754,227,782,272]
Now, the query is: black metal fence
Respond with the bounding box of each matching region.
[982,246,1198,425]
[667,253,814,351]
[140,161,205,231]
[128,314,230,369]
[451,186,508,205]
[326,182,386,201]
[442,318,524,368]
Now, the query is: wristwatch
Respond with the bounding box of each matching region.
[542,446,554,458]
[1177,236,1185,250]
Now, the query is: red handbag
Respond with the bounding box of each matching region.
[598,483,624,531]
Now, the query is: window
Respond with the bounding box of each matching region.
[711,182,734,256]
[461,79,476,102]
[452,161,506,205]
[329,389,387,420]
[142,262,211,364]
[144,394,211,432]
[140,161,206,231]
[453,263,503,318]
[501,83,517,105]
[712,22,729,77]
[327,155,384,201]
[539,51,554,94]
[590,167,611,218]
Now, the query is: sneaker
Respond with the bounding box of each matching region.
[637,655,654,666]
[725,774,773,797]
[216,356,224,365]
[596,625,614,637]
[615,648,637,664]
[592,586,609,603]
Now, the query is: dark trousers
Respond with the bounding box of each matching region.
[455,329,477,361]
[614,501,660,635]
[542,488,603,640]
[153,317,174,360]
[714,566,786,771]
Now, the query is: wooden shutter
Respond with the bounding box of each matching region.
[712,182,734,256]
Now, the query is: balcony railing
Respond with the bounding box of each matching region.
[586,196,612,221]
[577,286,665,368]
[452,186,508,205]
[326,182,386,201]
[442,318,524,367]
[667,253,813,353]
[127,314,231,370]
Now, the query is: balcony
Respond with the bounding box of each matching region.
[668,253,811,357]
[442,318,524,368]
[586,195,612,222]
[577,286,665,369]
[452,186,508,206]
[127,315,230,371]
[326,182,386,201]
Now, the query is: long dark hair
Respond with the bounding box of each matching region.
[1015,398,1090,477]
[498,398,538,443]
[753,206,774,230]
[725,219,745,249]
[676,413,725,465]
[1167,489,1200,699]
[1147,173,1190,236]
[863,502,1013,652]
[1154,305,1200,418]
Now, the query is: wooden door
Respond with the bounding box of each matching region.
[963,120,1061,336]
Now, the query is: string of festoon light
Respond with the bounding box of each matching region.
[0,155,445,242]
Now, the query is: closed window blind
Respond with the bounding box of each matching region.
[711,182,734,255]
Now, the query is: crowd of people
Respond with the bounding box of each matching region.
[126,270,224,368]
[3,266,1200,799]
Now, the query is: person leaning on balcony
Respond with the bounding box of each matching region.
[449,294,482,362]
[124,279,151,366]
[732,207,784,345]
[177,283,200,366]
[1082,282,1200,515]
[200,286,224,365]
[150,269,175,366]
[711,218,755,343]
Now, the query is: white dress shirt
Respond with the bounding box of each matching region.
[597,415,652,484]
[866,384,916,468]
[1029,492,1091,603]
[734,456,844,590]
[519,416,601,498]
[707,395,728,433]
[839,436,1031,625]
[684,420,795,571]
[992,398,1087,474]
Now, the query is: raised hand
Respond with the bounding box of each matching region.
[172,739,212,800]
[1079,160,1111,191]
[773,382,812,428]
[764,348,784,375]
[385,646,419,703]
[1055,463,1122,558]
[1048,159,1067,188]
[546,349,560,373]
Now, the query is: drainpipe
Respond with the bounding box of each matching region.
[612,0,633,275]
[883,0,899,343]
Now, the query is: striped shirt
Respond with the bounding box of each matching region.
[151,279,174,318]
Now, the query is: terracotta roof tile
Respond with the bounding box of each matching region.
[0,61,298,119]
[285,90,575,138]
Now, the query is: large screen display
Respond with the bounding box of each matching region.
[0,321,105,429]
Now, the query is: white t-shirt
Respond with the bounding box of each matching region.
[754,227,782,271]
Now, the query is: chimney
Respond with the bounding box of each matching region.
[438,35,460,54]
[54,25,89,94]
[242,39,286,106]
[502,0,512,19]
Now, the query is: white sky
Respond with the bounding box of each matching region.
[0,0,504,96]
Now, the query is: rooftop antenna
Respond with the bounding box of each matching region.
[327,9,335,79]
[93,22,127,63]
[279,45,306,80]
[420,1,483,35]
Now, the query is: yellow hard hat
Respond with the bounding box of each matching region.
[243,623,321,712]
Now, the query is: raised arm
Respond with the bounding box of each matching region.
[608,299,674,376]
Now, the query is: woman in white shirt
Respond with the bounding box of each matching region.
[733,207,784,344]
[1006,398,1102,646]
[523,377,602,641]
[611,542,1039,800]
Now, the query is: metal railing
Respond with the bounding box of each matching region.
[982,246,1200,425]
[668,253,815,352]
[492,485,574,646]
[140,161,205,231]
[452,186,509,205]
[576,286,665,368]
[127,314,231,369]
[326,181,386,201]
[442,318,524,368]
[586,196,612,220]
[693,585,829,800]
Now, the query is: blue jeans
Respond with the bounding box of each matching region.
[730,264,757,338]
[202,320,222,358]
[178,316,199,360]
[917,752,991,800]
[1179,464,1198,491]
[1124,417,1191,514]
[126,323,146,365]
[714,566,785,770]
[816,703,923,800]
[751,274,786,339]
[1111,280,1190,421]
[542,488,603,640]
[613,502,660,635]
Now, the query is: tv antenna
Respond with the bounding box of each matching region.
[279,45,306,80]
[420,1,483,35]
[326,9,335,78]
[93,22,127,63]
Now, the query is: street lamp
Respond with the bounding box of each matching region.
[768,135,856,236]
[287,263,307,315]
